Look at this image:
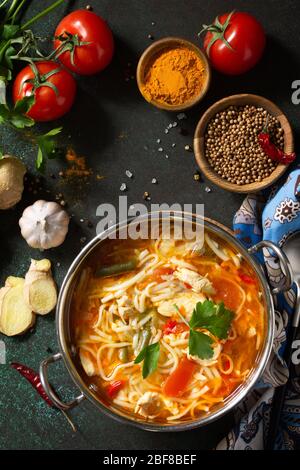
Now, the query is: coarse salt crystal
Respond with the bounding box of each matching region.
[125,170,133,178]
[152,178,157,184]
[177,113,187,120]
[120,183,127,191]
[205,186,212,193]
[158,147,163,152]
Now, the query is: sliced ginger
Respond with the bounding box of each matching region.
[24,259,57,315]
[0,259,57,337]
[0,278,35,336]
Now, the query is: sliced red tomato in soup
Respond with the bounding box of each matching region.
[163,357,197,397]
[211,276,243,311]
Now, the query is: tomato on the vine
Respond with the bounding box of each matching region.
[12,61,76,122]
[53,10,114,75]
[202,11,266,75]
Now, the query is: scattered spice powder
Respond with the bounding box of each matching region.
[64,148,92,178]
[141,45,207,106]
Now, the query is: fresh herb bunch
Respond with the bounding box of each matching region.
[0,0,65,169]
[175,300,234,359]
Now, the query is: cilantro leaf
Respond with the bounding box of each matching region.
[0,95,35,128]
[189,329,214,359]
[0,104,10,123]
[36,127,63,170]
[134,342,160,379]
[10,113,34,129]
[189,300,234,340]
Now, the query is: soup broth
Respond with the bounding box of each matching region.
[72,229,265,424]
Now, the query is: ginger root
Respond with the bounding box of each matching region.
[0,156,26,210]
[24,259,57,315]
[0,277,35,336]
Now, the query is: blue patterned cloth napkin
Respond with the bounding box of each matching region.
[217,168,300,450]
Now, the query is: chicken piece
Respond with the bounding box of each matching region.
[157,292,206,319]
[247,326,257,337]
[79,349,96,377]
[174,267,215,295]
[135,391,162,417]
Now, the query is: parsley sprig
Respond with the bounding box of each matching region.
[175,300,234,360]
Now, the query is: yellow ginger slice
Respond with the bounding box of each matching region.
[0,278,35,336]
[24,259,57,315]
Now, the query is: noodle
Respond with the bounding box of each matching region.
[72,231,265,424]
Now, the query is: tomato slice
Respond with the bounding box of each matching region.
[163,357,197,397]
[152,267,175,282]
[211,276,243,311]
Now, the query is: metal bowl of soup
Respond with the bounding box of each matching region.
[40,212,292,431]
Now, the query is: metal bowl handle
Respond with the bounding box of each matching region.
[248,240,293,294]
[40,352,85,411]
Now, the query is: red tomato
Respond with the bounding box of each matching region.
[152,267,175,282]
[202,11,265,75]
[211,276,243,311]
[12,61,76,122]
[163,357,197,397]
[54,10,114,75]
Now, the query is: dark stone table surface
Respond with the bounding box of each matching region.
[0,0,299,450]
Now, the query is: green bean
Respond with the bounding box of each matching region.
[95,259,137,277]
[118,347,129,363]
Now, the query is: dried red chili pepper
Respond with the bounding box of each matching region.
[11,362,54,407]
[11,361,77,432]
[107,380,125,398]
[258,130,296,165]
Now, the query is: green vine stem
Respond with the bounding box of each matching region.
[21,0,65,30]
[10,0,28,23]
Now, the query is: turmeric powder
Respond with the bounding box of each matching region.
[141,45,207,106]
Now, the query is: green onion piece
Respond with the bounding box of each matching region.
[95,259,137,277]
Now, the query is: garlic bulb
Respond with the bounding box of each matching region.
[0,155,26,210]
[19,200,69,250]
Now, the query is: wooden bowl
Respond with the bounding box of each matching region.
[136,37,211,112]
[194,94,294,193]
